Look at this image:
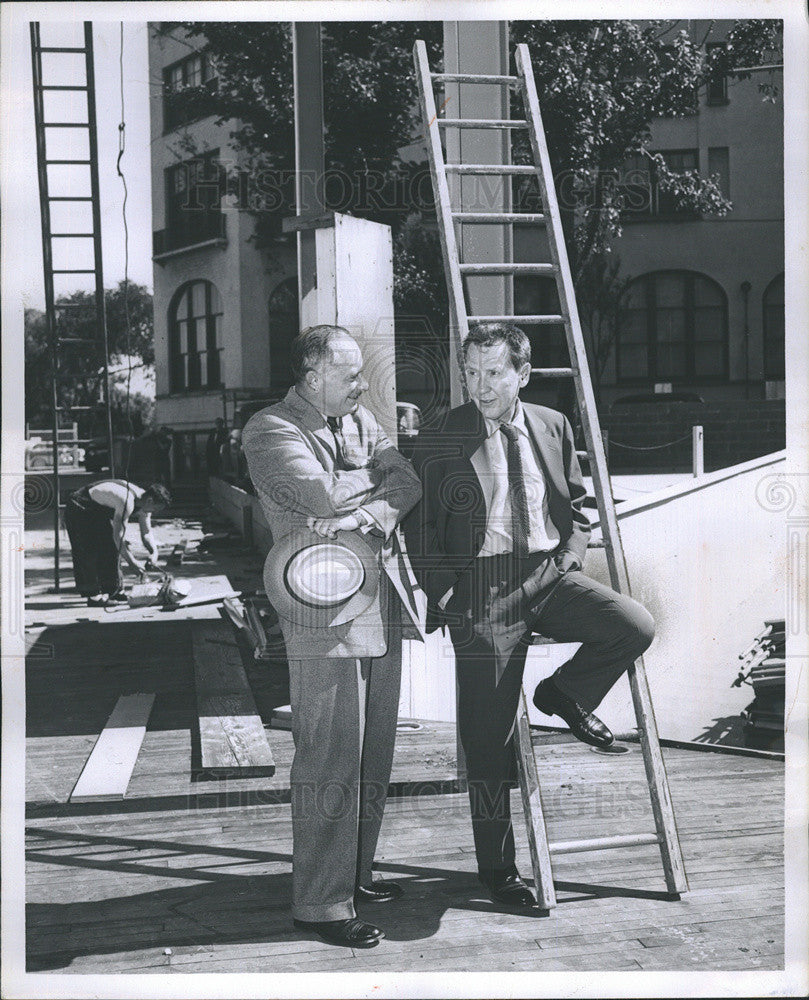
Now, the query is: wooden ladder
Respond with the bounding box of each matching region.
[413,39,688,908]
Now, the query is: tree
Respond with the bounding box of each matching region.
[506,18,781,417]
[24,281,156,434]
[172,21,442,240]
[509,19,782,280]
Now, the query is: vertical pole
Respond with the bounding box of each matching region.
[692,425,704,477]
[30,22,61,590]
[292,23,325,328]
[84,22,115,478]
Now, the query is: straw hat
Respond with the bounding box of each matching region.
[264,528,379,628]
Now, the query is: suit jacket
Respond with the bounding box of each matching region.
[242,387,422,658]
[403,400,591,632]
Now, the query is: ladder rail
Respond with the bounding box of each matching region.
[30,22,61,587]
[413,40,470,406]
[514,41,688,896]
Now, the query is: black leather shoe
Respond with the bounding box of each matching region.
[479,870,536,908]
[292,916,384,948]
[533,677,614,749]
[355,879,404,903]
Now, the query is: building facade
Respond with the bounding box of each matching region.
[149,25,298,435]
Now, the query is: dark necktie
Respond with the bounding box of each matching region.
[326,415,345,468]
[500,422,530,557]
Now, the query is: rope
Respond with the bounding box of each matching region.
[607,431,694,452]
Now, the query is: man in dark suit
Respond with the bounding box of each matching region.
[404,322,655,909]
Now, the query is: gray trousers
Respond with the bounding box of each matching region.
[287,609,402,922]
[450,556,655,875]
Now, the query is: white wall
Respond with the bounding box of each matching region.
[408,452,786,745]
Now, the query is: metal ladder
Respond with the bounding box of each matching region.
[413,39,688,907]
[30,21,115,590]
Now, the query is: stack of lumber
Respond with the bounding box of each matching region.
[734,619,785,753]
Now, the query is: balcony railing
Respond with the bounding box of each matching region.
[153,213,226,257]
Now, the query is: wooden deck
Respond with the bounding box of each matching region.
[23,521,785,974]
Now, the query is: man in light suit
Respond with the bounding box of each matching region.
[242,325,421,948]
[404,322,655,909]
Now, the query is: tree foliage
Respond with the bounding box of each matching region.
[172,21,442,238]
[510,18,782,278]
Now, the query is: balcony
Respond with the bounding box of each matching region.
[153,213,227,262]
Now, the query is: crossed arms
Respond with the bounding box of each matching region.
[242,411,422,538]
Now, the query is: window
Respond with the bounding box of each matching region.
[620,150,700,219]
[160,149,225,253]
[618,271,727,382]
[707,147,730,199]
[706,42,729,106]
[169,281,224,392]
[163,50,217,131]
[514,276,567,368]
[268,278,299,392]
[763,273,784,380]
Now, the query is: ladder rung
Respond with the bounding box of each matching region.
[51,233,95,238]
[460,263,555,276]
[549,833,660,856]
[43,122,91,129]
[55,405,94,411]
[470,314,563,325]
[36,46,89,53]
[46,160,92,166]
[587,539,607,548]
[56,338,99,345]
[530,367,574,378]
[445,164,536,175]
[438,118,528,129]
[55,302,93,309]
[432,73,519,85]
[39,85,89,92]
[49,197,93,202]
[575,450,590,460]
[52,269,96,274]
[453,212,546,224]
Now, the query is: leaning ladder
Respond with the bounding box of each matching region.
[413,39,688,907]
[30,21,116,590]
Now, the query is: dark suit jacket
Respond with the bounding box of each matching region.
[403,400,591,632]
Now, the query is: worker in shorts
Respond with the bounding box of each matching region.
[64,480,171,606]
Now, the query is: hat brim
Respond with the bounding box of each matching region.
[263,528,379,629]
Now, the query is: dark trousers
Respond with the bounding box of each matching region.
[449,553,655,875]
[64,500,122,597]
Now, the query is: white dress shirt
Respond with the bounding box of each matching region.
[471,401,560,557]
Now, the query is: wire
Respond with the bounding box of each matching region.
[608,431,694,451]
[116,23,135,502]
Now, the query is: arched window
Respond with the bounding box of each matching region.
[618,271,728,382]
[268,277,299,392]
[762,273,784,380]
[169,280,223,392]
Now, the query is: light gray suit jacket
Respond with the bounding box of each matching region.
[242,387,422,659]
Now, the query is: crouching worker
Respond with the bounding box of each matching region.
[64,480,171,606]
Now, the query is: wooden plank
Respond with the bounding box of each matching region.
[413,39,469,406]
[69,694,155,802]
[514,692,556,908]
[192,620,275,778]
[171,574,240,608]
